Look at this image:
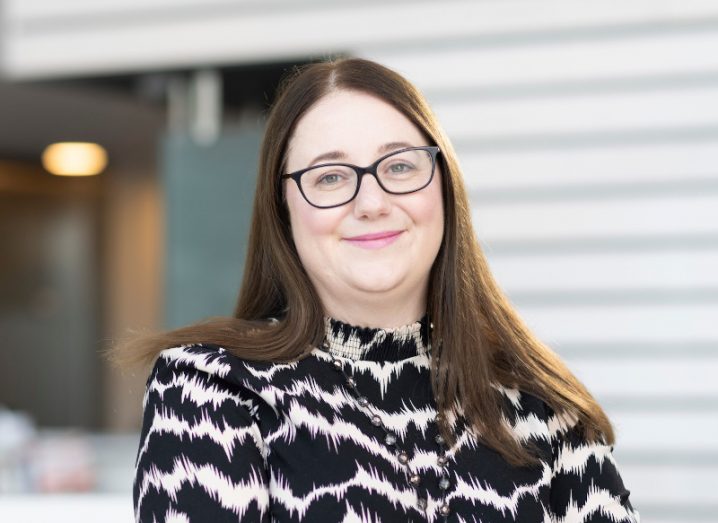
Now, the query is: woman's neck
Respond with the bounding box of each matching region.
[319,291,427,329]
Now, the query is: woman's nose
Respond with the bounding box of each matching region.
[352,174,391,217]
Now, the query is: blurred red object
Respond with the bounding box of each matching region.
[27,430,96,493]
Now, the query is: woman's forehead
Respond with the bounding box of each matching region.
[286,97,425,170]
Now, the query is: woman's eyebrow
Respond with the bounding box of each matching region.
[307,141,415,167]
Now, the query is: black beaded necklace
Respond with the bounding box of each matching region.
[320,318,453,520]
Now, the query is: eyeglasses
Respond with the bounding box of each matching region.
[281,145,441,209]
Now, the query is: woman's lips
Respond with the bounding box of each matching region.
[344,230,403,249]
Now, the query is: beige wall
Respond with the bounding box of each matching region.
[101,170,164,431]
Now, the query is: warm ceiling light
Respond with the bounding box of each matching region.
[42,142,108,176]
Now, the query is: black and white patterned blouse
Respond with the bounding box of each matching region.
[133,314,640,522]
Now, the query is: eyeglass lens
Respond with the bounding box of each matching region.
[300,148,434,207]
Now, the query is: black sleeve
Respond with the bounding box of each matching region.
[132,352,271,522]
[549,410,640,522]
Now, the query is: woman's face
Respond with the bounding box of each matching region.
[283,89,444,317]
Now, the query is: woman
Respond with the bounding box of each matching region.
[117,57,640,522]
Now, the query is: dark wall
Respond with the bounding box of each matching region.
[0,171,102,427]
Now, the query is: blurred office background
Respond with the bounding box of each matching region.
[1,0,717,521]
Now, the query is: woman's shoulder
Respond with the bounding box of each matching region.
[150,342,313,393]
[492,383,580,443]
[144,343,304,424]
[155,342,281,374]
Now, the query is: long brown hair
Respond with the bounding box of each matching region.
[108,56,614,467]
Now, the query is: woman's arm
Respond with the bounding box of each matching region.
[549,410,640,523]
[133,349,271,522]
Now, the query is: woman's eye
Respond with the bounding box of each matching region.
[389,163,413,173]
[318,173,341,185]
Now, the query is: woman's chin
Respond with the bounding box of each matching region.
[347,273,404,294]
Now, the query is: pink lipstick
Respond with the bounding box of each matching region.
[344,230,403,250]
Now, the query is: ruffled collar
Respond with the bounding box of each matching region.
[321,313,431,362]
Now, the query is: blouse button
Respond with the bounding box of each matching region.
[439,503,451,516]
[345,377,356,388]
[435,434,445,445]
[437,455,448,466]
[417,497,427,511]
[398,451,409,464]
[409,474,421,486]
[370,415,382,426]
[439,477,450,490]
[332,359,342,369]
[357,396,369,407]
[384,433,397,446]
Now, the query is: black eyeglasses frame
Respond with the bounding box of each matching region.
[280,145,441,209]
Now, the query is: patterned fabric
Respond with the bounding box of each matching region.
[133,314,640,522]
[323,314,431,361]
